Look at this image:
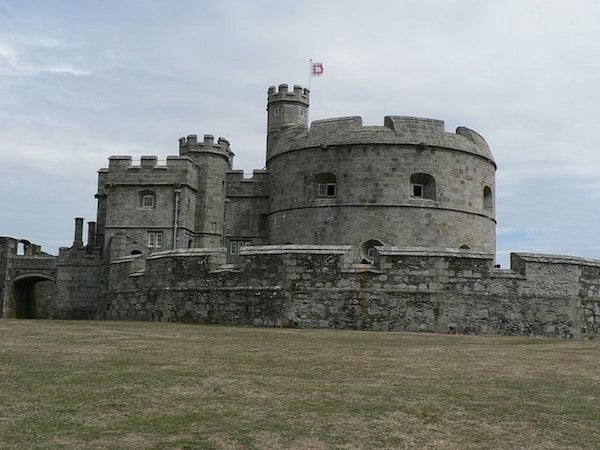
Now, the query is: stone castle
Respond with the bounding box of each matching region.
[1,83,598,338]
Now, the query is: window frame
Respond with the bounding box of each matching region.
[318,182,336,198]
[142,194,155,208]
[230,240,252,255]
[147,231,163,248]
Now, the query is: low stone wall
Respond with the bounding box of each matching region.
[105,246,600,339]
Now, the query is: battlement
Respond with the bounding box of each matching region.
[178,134,233,159]
[268,115,494,163]
[226,170,270,197]
[106,155,194,172]
[267,83,310,106]
[226,169,270,183]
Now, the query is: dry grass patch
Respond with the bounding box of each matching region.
[1,319,599,449]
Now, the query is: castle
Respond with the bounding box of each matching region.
[1,84,599,338]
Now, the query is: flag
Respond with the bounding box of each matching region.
[311,62,324,77]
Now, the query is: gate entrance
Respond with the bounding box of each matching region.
[12,275,56,319]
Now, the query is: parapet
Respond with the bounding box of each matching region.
[226,169,269,183]
[102,155,198,188]
[226,170,270,198]
[179,134,234,161]
[511,252,600,275]
[267,83,310,106]
[270,115,494,164]
[107,155,194,172]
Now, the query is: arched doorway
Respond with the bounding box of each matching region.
[12,274,56,319]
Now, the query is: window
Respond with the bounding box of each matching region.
[483,186,493,211]
[459,245,471,250]
[140,190,155,209]
[147,232,163,248]
[318,183,336,197]
[230,240,252,255]
[315,173,336,198]
[410,173,436,200]
[300,108,305,117]
[273,106,279,116]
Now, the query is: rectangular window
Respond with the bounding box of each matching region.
[142,194,155,208]
[147,231,163,248]
[273,106,279,116]
[318,183,336,197]
[412,184,423,197]
[230,240,252,255]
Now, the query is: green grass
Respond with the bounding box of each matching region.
[1,320,599,449]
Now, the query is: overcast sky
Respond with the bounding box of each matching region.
[1,0,599,267]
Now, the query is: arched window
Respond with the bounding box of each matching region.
[483,186,493,211]
[140,190,155,209]
[410,173,436,200]
[315,173,336,198]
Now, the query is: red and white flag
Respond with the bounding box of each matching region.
[311,62,324,77]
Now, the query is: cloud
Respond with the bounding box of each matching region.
[0,34,91,77]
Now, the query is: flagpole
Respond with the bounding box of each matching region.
[308,58,312,91]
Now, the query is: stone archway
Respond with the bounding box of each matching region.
[12,274,56,319]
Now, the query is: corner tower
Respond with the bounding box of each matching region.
[179,134,234,247]
[266,84,309,159]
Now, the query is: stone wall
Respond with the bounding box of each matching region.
[105,246,600,339]
[54,246,105,319]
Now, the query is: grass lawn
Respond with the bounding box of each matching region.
[0,320,599,449]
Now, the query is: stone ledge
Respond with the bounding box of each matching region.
[210,264,242,273]
[240,245,353,255]
[376,246,494,260]
[513,253,600,267]
[147,248,226,260]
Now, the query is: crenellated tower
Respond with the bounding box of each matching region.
[266,84,309,159]
[179,134,234,247]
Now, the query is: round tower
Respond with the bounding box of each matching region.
[266,84,310,159]
[266,114,497,256]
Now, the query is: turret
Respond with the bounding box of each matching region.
[266,84,310,157]
[178,134,233,248]
[178,134,233,168]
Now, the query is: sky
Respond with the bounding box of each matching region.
[1,0,599,268]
